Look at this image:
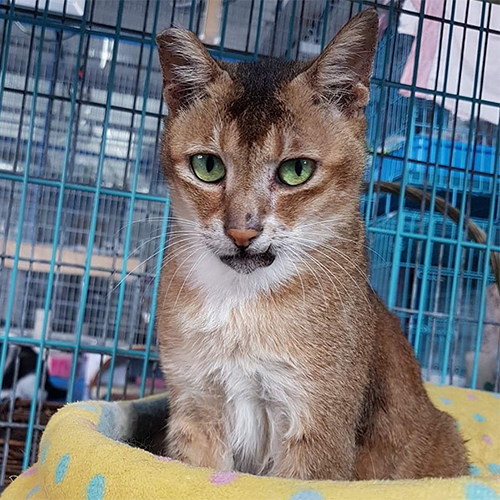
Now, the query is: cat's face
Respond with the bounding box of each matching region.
[157,11,377,278]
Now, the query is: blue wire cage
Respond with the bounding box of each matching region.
[0,0,499,487]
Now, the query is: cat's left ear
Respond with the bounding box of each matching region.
[156,28,229,113]
[295,9,378,114]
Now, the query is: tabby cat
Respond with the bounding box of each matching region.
[155,10,469,480]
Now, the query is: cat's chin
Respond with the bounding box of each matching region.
[219,248,276,274]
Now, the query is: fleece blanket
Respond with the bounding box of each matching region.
[2,384,500,500]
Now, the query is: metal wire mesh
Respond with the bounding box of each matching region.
[0,0,499,487]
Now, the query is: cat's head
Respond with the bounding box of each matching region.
[157,10,378,281]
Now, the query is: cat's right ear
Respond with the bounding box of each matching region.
[156,28,228,113]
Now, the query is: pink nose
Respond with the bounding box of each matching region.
[227,228,260,248]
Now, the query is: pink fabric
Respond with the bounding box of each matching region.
[49,355,73,378]
[400,0,445,97]
[377,0,393,41]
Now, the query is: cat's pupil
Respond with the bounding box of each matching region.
[206,155,214,173]
[295,160,302,177]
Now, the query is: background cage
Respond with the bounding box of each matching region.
[0,0,499,489]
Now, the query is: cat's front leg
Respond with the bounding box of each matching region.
[272,428,356,480]
[166,409,232,470]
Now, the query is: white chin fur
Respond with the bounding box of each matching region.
[187,249,295,303]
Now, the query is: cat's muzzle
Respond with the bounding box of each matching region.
[219,247,275,274]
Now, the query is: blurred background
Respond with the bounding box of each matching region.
[0,0,499,488]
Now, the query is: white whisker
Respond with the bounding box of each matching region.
[281,248,307,308]
[298,217,352,229]
[107,245,167,299]
[292,237,369,307]
[295,235,370,284]
[162,244,205,307]
[295,246,347,314]
[287,247,329,311]
[129,238,203,301]
[299,219,385,261]
[174,250,209,307]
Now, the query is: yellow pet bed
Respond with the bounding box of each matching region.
[3,384,500,500]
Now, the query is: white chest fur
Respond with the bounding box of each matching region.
[173,258,309,474]
[217,345,307,474]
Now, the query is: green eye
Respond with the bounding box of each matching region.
[277,158,315,186]
[190,154,225,183]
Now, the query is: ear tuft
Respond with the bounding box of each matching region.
[300,9,378,114]
[156,28,226,112]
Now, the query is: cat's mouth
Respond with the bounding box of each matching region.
[219,247,276,274]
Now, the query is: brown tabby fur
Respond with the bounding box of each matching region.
[155,10,469,480]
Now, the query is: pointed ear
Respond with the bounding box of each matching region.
[156,28,228,112]
[297,9,378,114]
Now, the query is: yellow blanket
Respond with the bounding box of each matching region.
[3,384,500,500]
